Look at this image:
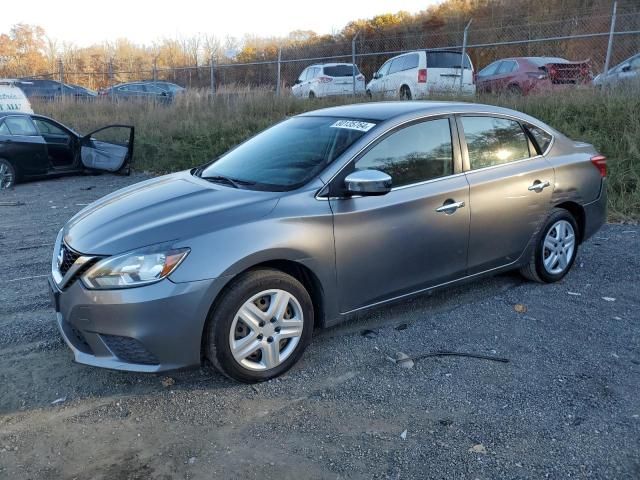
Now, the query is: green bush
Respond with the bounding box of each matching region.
[34,88,639,221]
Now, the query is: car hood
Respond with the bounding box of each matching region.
[63,171,280,255]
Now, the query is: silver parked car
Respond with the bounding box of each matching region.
[593,52,640,88]
[49,102,607,382]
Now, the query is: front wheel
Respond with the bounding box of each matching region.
[520,208,578,283]
[205,268,314,382]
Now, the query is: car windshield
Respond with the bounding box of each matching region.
[198,116,375,191]
[323,65,359,77]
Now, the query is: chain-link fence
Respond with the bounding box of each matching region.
[34,2,640,95]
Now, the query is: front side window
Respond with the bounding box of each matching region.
[199,116,375,190]
[354,118,453,188]
[388,57,406,75]
[0,121,9,135]
[4,116,38,136]
[377,61,391,77]
[461,116,530,170]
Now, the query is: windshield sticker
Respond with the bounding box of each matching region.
[330,120,376,132]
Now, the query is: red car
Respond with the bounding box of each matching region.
[476,57,592,95]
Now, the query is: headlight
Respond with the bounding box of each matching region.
[81,245,189,289]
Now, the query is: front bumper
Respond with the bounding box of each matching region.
[49,275,226,372]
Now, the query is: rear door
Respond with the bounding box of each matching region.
[80,125,134,172]
[384,56,406,97]
[492,60,519,92]
[0,115,48,175]
[476,61,502,93]
[32,117,77,168]
[426,51,466,93]
[458,115,555,274]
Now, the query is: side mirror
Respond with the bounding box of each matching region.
[344,169,392,196]
[373,72,381,79]
[294,79,302,85]
[621,63,631,72]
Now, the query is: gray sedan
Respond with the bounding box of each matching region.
[49,102,607,382]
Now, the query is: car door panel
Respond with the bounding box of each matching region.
[459,115,555,273]
[0,132,48,175]
[80,125,134,172]
[330,176,469,313]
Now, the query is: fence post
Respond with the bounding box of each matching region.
[276,47,282,96]
[210,55,216,95]
[58,59,64,98]
[604,1,617,74]
[459,19,472,94]
[152,59,158,86]
[352,31,360,97]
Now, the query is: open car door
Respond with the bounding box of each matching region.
[80,125,134,173]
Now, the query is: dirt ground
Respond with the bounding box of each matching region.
[1,173,639,479]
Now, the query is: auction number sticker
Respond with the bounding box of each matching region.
[330,120,376,132]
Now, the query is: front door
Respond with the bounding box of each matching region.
[458,115,555,274]
[330,117,469,313]
[80,125,134,172]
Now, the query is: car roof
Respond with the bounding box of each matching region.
[298,101,530,122]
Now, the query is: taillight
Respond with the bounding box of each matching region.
[356,74,364,81]
[591,155,607,178]
[418,69,427,83]
[548,66,558,78]
[318,76,332,83]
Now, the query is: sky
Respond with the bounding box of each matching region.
[2,0,441,47]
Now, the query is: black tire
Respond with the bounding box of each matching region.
[205,268,314,383]
[308,91,316,99]
[366,90,372,99]
[399,85,412,100]
[0,158,17,189]
[520,208,579,283]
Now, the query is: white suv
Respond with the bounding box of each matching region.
[366,50,475,99]
[291,63,365,99]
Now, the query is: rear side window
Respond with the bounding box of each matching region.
[355,118,453,188]
[403,54,419,70]
[461,116,530,170]
[323,65,359,77]
[34,118,67,136]
[478,61,501,77]
[427,51,472,69]
[0,121,9,135]
[526,125,553,153]
[4,116,38,136]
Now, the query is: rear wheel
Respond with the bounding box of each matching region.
[520,208,578,283]
[205,268,314,383]
[507,84,522,96]
[0,159,17,190]
[366,90,372,99]
[399,85,412,100]
[308,91,316,99]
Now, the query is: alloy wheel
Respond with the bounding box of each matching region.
[0,163,14,189]
[229,289,304,371]
[542,220,576,275]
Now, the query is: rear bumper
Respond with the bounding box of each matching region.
[50,275,226,372]
[583,179,608,242]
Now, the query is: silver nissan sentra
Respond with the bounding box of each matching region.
[49,101,607,382]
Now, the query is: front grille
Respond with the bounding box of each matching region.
[59,243,81,276]
[101,335,159,365]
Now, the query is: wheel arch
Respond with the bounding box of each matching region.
[200,258,327,361]
[554,201,586,243]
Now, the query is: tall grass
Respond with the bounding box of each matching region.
[34,87,639,221]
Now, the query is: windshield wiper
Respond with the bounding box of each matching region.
[201,175,257,189]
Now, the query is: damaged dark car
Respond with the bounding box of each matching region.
[0,112,134,189]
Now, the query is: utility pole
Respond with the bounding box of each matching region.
[604,1,617,75]
[352,31,360,97]
[459,19,472,95]
[276,47,282,97]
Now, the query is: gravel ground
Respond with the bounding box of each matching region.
[1,173,639,480]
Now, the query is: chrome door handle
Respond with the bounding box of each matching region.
[528,180,550,192]
[436,200,465,213]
